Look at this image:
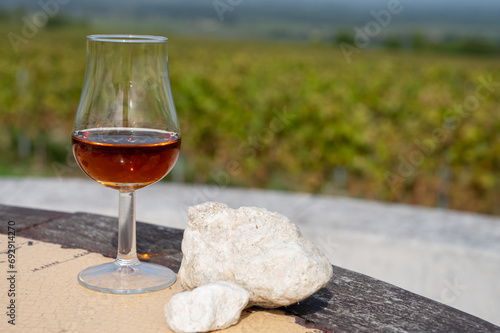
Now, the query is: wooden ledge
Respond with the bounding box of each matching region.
[1,204,499,332]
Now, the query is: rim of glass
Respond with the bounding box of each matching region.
[87,35,167,43]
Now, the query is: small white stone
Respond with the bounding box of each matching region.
[164,281,249,333]
[178,202,333,308]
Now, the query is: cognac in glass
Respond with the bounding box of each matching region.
[72,35,181,294]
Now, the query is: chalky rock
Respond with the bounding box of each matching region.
[178,202,333,308]
[164,281,249,333]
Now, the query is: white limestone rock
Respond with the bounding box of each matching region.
[178,202,333,308]
[164,281,249,333]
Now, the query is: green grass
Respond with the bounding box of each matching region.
[1,24,499,215]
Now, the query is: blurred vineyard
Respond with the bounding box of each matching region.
[1,24,499,215]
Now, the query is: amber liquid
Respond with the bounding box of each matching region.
[72,128,181,190]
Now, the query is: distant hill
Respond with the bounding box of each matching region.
[2,0,500,41]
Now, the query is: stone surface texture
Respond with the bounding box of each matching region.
[178,202,333,308]
[164,281,249,333]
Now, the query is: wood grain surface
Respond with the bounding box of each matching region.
[1,204,499,333]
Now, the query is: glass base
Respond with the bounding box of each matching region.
[78,261,176,294]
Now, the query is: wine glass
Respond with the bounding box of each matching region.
[71,35,181,294]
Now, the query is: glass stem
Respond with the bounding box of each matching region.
[116,190,140,266]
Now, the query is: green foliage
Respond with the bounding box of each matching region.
[335,29,500,55]
[334,30,355,46]
[383,36,402,50]
[0,26,499,215]
[46,14,88,29]
[447,37,499,55]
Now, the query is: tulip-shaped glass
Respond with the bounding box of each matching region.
[72,35,181,294]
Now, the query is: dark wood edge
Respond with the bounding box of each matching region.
[1,204,499,332]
